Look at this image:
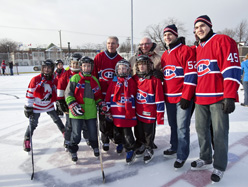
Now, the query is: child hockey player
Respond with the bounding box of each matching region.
[65,56,105,162]
[56,54,89,150]
[105,59,137,164]
[23,59,65,152]
[133,55,164,164]
[54,59,66,116]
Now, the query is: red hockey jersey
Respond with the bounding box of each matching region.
[105,77,137,128]
[92,51,123,97]
[195,34,241,105]
[133,75,165,125]
[161,43,197,103]
[25,74,57,113]
[57,69,78,100]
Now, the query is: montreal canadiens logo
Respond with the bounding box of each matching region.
[197,60,210,76]
[163,65,176,80]
[116,96,131,106]
[101,68,115,81]
[136,89,147,103]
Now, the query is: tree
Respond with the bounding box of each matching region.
[217,28,236,39]
[0,39,18,53]
[119,37,131,53]
[235,19,248,44]
[144,17,187,50]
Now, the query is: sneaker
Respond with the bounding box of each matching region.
[136,144,145,158]
[93,148,100,157]
[191,159,212,170]
[126,150,136,164]
[163,148,176,158]
[174,159,185,168]
[23,139,31,152]
[103,143,109,151]
[144,149,154,164]
[211,169,224,182]
[116,144,123,154]
[71,152,78,162]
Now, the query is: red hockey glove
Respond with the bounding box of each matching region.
[105,112,113,122]
[98,101,109,115]
[68,101,84,116]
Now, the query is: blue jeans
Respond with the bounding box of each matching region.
[165,100,193,161]
[243,81,248,105]
[69,118,98,153]
[24,110,65,139]
[195,101,229,171]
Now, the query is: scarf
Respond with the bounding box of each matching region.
[33,75,57,102]
[113,77,134,119]
[74,72,102,104]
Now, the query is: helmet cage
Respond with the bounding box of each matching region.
[115,59,130,77]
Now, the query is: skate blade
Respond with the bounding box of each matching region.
[163,154,176,159]
[191,164,212,171]
[136,154,144,158]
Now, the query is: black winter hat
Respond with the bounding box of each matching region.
[194,15,212,28]
[163,24,178,37]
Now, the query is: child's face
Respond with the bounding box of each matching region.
[138,62,148,73]
[117,64,128,75]
[81,63,92,73]
[42,65,53,74]
[70,61,80,69]
[57,63,63,69]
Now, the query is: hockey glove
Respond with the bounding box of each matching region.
[222,98,235,114]
[105,112,113,122]
[152,69,164,82]
[56,99,69,113]
[98,101,109,115]
[68,101,84,116]
[24,105,33,118]
[180,98,190,110]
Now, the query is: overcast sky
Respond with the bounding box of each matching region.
[0,0,247,49]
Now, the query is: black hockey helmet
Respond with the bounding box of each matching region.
[41,59,55,79]
[70,53,82,62]
[79,56,94,75]
[55,59,64,66]
[70,53,82,72]
[115,59,131,77]
[135,55,153,76]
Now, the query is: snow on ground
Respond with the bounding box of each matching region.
[0,74,248,187]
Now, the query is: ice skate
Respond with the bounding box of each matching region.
[191,159,212,170]
[126,150,136,165]
[144,149,154,164]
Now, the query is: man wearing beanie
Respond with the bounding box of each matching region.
[161,24,197,169]
[191,15,241,182]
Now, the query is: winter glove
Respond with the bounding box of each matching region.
[152,69,164,82]
[105,112,113,122]
[24,105,33,118]
[56,99,69,113]
[222,98,235,114]
[180,98,190,110]
[98,101,109,115]
[68,101,84,116]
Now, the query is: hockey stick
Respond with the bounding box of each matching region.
[29,115,35,180]
[97,111,106,183]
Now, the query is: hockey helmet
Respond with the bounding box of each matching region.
[115,59,131,77]
[70,53,82,72]
[135,55,153,76]
[55,59,64,66]
[41,59,55,78]
[79,56,94,75]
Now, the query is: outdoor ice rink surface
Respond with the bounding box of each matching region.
[0,73,247,187]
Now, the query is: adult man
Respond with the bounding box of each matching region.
[161,24,197,169]
[192,15,241,182]
[92,36,123,153]
[129,37,161,76]
[9,61,13,75]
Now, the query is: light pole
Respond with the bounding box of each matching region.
[131,0,134,56]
